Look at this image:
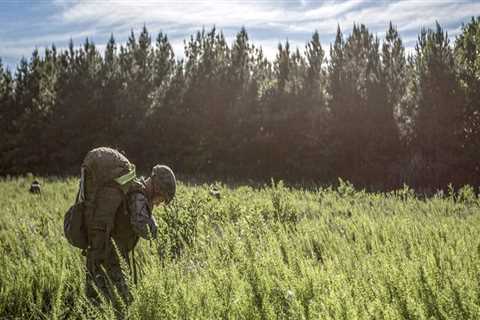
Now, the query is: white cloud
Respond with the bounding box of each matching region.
[53,0,478,36]
[1,29,98,48]
[305,0,364,20]
[53,0,367,34]
[1,0,477,67]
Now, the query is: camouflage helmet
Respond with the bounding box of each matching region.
[151,165,176,204]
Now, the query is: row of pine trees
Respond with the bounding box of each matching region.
[0,19,479,189]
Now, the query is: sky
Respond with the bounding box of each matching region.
[0,0,479,71]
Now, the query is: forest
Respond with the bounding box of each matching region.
[0,19,479,189]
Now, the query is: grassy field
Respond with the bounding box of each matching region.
[0,176,479,319]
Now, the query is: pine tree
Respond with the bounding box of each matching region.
[227,28,254,169]
[455,17,480,184]
[329,26,344,78]
[246,45,273,177]
[410,22,463,187]
[153,32,175,89]
[304,31,325,98]
[144,31,176,167]
[275,41,291,93]
[300,31,330,179]
[49,38,103,168]
[0,59,14,133]
[125,27,154,116]
[367,30,400,185]
[78,38,103,150]
[382,22,406,122]
[328,24,347,121]
[0,59,15,173]
[181,27,233,173]
[12,50,45,170]
[264,40,309,178]
[328,24,399,186]
[98,34,122,145]
[230,27,250,92]
[117,27,155,162]
[328,25,358,181]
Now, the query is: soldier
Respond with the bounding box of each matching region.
[29,180,41,194]
[77,147,176,306]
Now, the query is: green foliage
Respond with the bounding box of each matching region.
[1,177,480,319]
[156,190,201,259]
[405,22,464,188]
[270,180,298,225]
[0,22,479,188]
[455,17,480,183]
[328,24,401,186]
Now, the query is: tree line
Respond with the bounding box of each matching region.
[0,19,479,190]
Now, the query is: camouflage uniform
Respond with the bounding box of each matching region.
[84,176,157,305]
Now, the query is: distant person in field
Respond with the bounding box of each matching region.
[68,147,176,305]
[29,180,41,194]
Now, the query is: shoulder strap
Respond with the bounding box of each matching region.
[114,164,136,186]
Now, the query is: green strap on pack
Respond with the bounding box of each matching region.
[115,165,136,186]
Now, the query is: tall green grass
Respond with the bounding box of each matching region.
[0,177,479,319]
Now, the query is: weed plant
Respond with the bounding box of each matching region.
[0,177,479,319]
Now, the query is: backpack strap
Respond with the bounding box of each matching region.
[76,166,86,204]
[114,165,136,186]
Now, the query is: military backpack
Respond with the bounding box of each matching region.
[63,147,136,249]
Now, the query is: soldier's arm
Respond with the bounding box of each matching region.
[128,192,158,239]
